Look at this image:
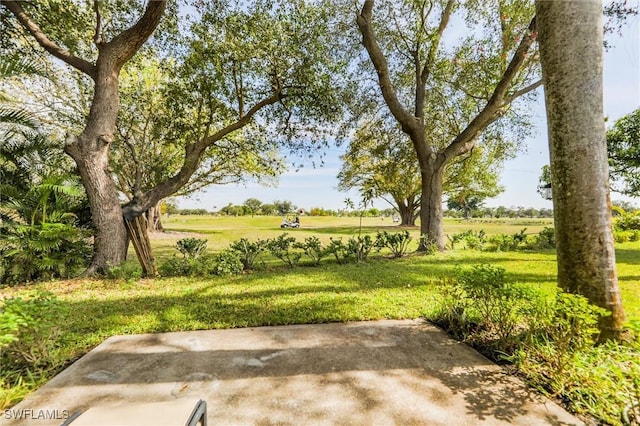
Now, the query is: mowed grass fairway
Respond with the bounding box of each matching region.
[1,215,639,412]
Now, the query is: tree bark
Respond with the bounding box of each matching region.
[536,0,626,340]
[397,202,416,226]
[419,160,446,250]
[64,55,129,274]
[146,201,164,232]
[66,134,128,274]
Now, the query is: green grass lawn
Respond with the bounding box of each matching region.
[1,215,638,421]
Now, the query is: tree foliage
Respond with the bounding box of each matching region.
[1,0,350,273]
[607,108,640,196]
[353,0,540,249]
[338,117,421,225]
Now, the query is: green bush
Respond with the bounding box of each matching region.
[211,250,243,276]
[0,291,65,370]
[266,234,302,268]
[614,230,631,243]
[324,238,350,264]
[0,222,91,285]
[430,264,538,354]
[323,236,374,264]
[507,293,627,422]
[446,232,468,250]
[293,236,326,266]
[375,230,412,258]
[530,226,555,250]
[418,235,439,254]
[175,238,207,259]
[613,230,640,243]
[347,235,374,262]
[487,234,519,252]
[158,257,191,277]
[464,230,486,251]
[229,238,267,270]
[158,254,214,277]
[614,211,640,231]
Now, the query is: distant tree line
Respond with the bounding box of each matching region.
[163,196,609,221]
[445,205,554,219]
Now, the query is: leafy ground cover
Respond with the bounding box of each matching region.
[1,216,638,423]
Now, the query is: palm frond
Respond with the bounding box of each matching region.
[0,106,39,129]
[0,55,46,79]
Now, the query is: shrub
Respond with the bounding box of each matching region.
[293,236,325,265]
[0,291,65,370]
[158,254,218,277]
[464,230,486,251]
[325,238,350,264]
[347,235,374,262]
[175,238,207,259]
[614,230,631,243]
[229,238,267,270]
[323,236,374,264]
[375,230,412,258]
[266,234,302,268]
[614,211,640,231]
[457,265,532,343]
[158,257,191,277]
[430,265,637,424]
[0,223,91,285]
[530,226,555,250]
[430,264,537,354]
[508,293,617,420]
[488,234,519,252]
[187,254,218,276]
[210,250,243,276]
[418,235,439,254]
[446,232,468,250]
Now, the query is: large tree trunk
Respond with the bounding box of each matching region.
[396,200,417,226]
[146,201,164,232]
[65,63,130,274]
[67,141,129,274]
[418,162,446,251]
[536,0,626,340]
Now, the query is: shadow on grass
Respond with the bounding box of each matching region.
[304,225,405,235]
[162,228,223,236]
[58,252,563,343]
[615,248,640,265]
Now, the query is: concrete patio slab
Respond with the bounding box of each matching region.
[3,319,583,425]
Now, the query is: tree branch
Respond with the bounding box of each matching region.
[231,60,245,116]
[1,0,96,78]
[442,16,538,163]
[93,0,103,47]
[503,79,542,105]
[122,92,282,218]
[356,0,418,137]
[105,0,167,69]
[416,0,454,116]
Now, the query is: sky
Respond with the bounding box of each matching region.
[176,13,640,213]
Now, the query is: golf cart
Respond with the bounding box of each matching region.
[280,215,300,228]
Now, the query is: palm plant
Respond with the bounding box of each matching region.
[0,55,92,284]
